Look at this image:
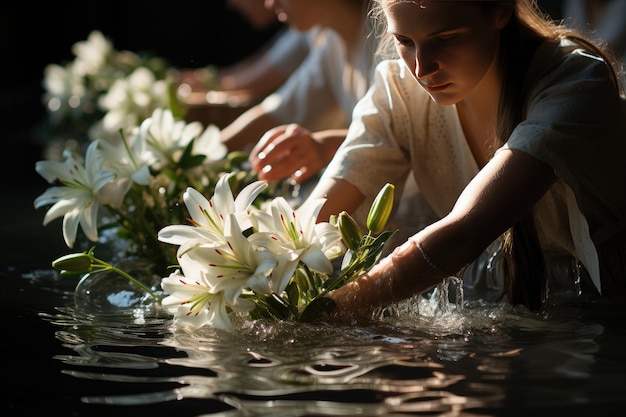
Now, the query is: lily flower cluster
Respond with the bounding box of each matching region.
[34,106,256,271]
[37,30,398,332]
[41,30,174,143]
[53,177,397,331]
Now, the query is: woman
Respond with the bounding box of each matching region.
[298,0,626,320]
[225,0,378,186]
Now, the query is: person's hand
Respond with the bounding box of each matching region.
[323,237,451,324]
[250,124,347,184]
[249,124,327,184]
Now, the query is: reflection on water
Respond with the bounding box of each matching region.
[13,268,626,416]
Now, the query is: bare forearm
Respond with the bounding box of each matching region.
[327,238,447,322]
[311,129,349,165]
[220,106,280,152]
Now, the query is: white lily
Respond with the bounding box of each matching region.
[97,117,155,208]
[144,107,205,168]
[160,268,245,332]
[71,30,113,78]
[160,212,275,331]
[158,174,267,250]
[98,67,167,136]
[181,213,277,300]
[250,197,344,292]
[192,123,228,163]
[34,140,115,247]
[42,62,88,124]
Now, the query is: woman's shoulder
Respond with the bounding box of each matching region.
[521,37,622,112]
[525,38,617,88]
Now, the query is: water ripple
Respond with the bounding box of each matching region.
[34,277,626,416]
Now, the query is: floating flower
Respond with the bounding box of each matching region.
[160,268,239,331]
[182,213,277,301]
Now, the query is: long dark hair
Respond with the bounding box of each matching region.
[371,0,624,309]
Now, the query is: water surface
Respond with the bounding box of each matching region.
[3,267,625,416]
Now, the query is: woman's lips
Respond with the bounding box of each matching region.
[420,82,452,93]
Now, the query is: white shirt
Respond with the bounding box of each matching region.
[260,19,380,131]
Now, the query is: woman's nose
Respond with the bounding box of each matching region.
[416,48,439,78]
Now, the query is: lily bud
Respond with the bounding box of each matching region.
[52,253,94,274]
[366,183,395,234]
[337,211,363,252]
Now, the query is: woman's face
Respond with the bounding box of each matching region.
[264,0,325,32]
[384,1,509,105]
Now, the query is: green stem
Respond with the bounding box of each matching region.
[317,233,377,297]
[91,257,163,302]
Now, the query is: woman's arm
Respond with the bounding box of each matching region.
[327,148,557,321]
[220,105,282,152]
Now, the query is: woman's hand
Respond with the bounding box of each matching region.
[325,238,445,323]
[249,124,346,184]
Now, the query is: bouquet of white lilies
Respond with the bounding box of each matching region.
[35,31,398,332]
[41,30,175,143]
[50,172,396,331]
[35,102,397,332]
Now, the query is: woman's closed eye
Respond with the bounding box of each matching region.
[436,33,459,42]
[393,34,413,47]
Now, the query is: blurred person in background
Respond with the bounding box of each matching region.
[561,0,626,67]
[177,0,314,107]
[226,0,378,185]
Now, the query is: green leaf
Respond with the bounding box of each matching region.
[178,138,206,169]
[226,151,250,169]
[298,297,336,323]
[286,281,300,316]
[265,293,291,319]
[363,230,397,269]
[248,294,288,321]
[166,77,187,120]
